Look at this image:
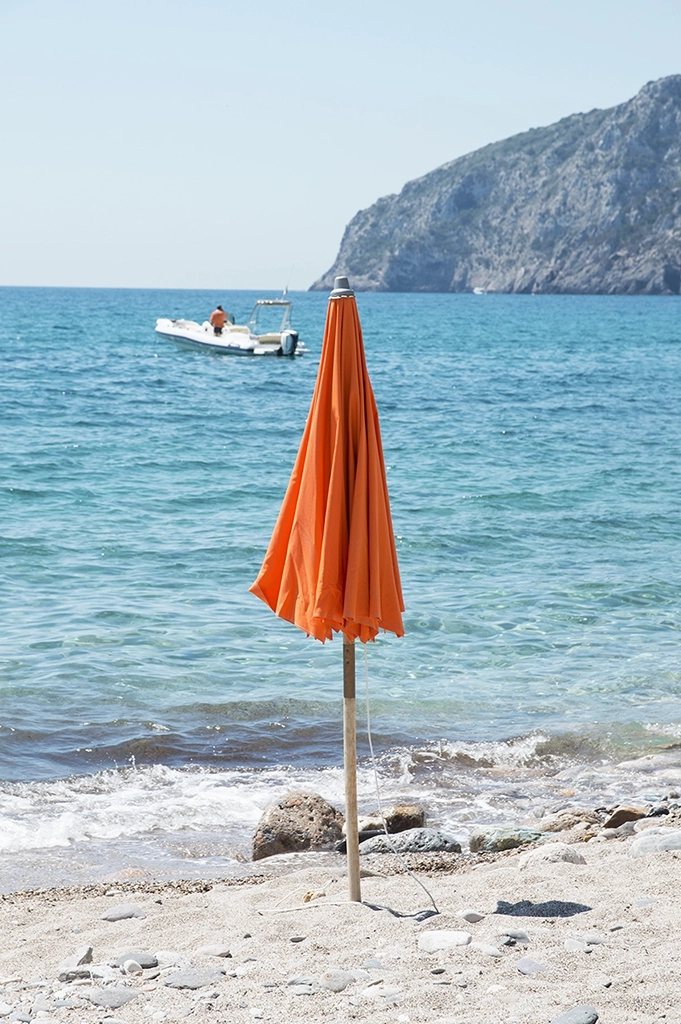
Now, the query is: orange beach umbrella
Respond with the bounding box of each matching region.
[250,276,404,900]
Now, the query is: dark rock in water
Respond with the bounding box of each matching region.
[311,75,681,296]
[469,826,546,853]
[550,1006,599,1024]
[252,791,343,861]
[358,827,461,855]
[602,806,647,829]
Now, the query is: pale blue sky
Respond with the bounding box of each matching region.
[1,0,680,290]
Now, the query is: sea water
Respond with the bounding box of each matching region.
[2,286,681,892]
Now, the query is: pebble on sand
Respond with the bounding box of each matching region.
[628,827,681,857]
[196,946,232,958]
[550,1005,599,1024]
[418,930,472,952]
[100,904,147,922]
[115,951,159,968]
[457,908,485,922]
[82,988,139,1008]
[518,842,587,868]
[164,970,224,989]
[319,970,355,992]
[516,957,547,976]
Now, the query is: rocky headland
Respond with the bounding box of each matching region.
[311,75,681,295]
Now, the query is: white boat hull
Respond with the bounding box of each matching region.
[155,319,303,357]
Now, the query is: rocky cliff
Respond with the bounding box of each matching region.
[311,76,681,294]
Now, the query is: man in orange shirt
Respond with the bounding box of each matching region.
[209,305,228,335]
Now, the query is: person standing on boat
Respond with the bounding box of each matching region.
[210,305,228,336]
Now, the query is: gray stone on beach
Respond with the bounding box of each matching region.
[629,827,681,857]
[252,791,343,861]
[457,907,485,922]
[536,808,602,833]
[418,930,472,952]
[196,945,232,958]
[516,956,547,976]
[550,1006,599,1024]
[57,944,95,980]
[58,945,93,971]
[599,821,636,840]
[82,988,139,1009]
[164,969,224,989]
[519,842,587,869]
[502,928,530,942]
[121,959,143,975]
[319,970,355,992]
[100,903,146,922]
[470,942,503,958]
[469,826,547,853]
[287,975,318,987]
[353,803,426,835]
[359,828,461,855]
[564,938,590,952]
[115,951,158,969]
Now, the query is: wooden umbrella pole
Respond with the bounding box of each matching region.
[343,635,361,902]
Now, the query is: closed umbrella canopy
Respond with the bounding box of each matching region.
[250,276,404,901]
[250,280,404,644]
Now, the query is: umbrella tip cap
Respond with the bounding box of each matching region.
[331,276,355,297]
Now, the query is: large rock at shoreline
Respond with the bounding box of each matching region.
[469,826,547,853]
[358,827,461,855]
[311,75,681,295]
[350,802,426,835]
[252,791,344,861]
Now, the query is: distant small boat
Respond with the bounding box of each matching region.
[155,299,305,357]
[473,287,486,295]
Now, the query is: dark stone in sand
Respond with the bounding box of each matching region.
[252,791,343,861]
[357,828,461,855]
[550,1006,599,1024]
[83,988,139,1008]
[495,899,592,918]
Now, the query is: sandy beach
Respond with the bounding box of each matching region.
[2,819,680,1024]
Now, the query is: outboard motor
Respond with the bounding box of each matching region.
[280,329,299,356]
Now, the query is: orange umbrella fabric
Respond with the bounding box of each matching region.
[250,287,404,644]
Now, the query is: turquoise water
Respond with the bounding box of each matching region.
[2,287,681,889]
